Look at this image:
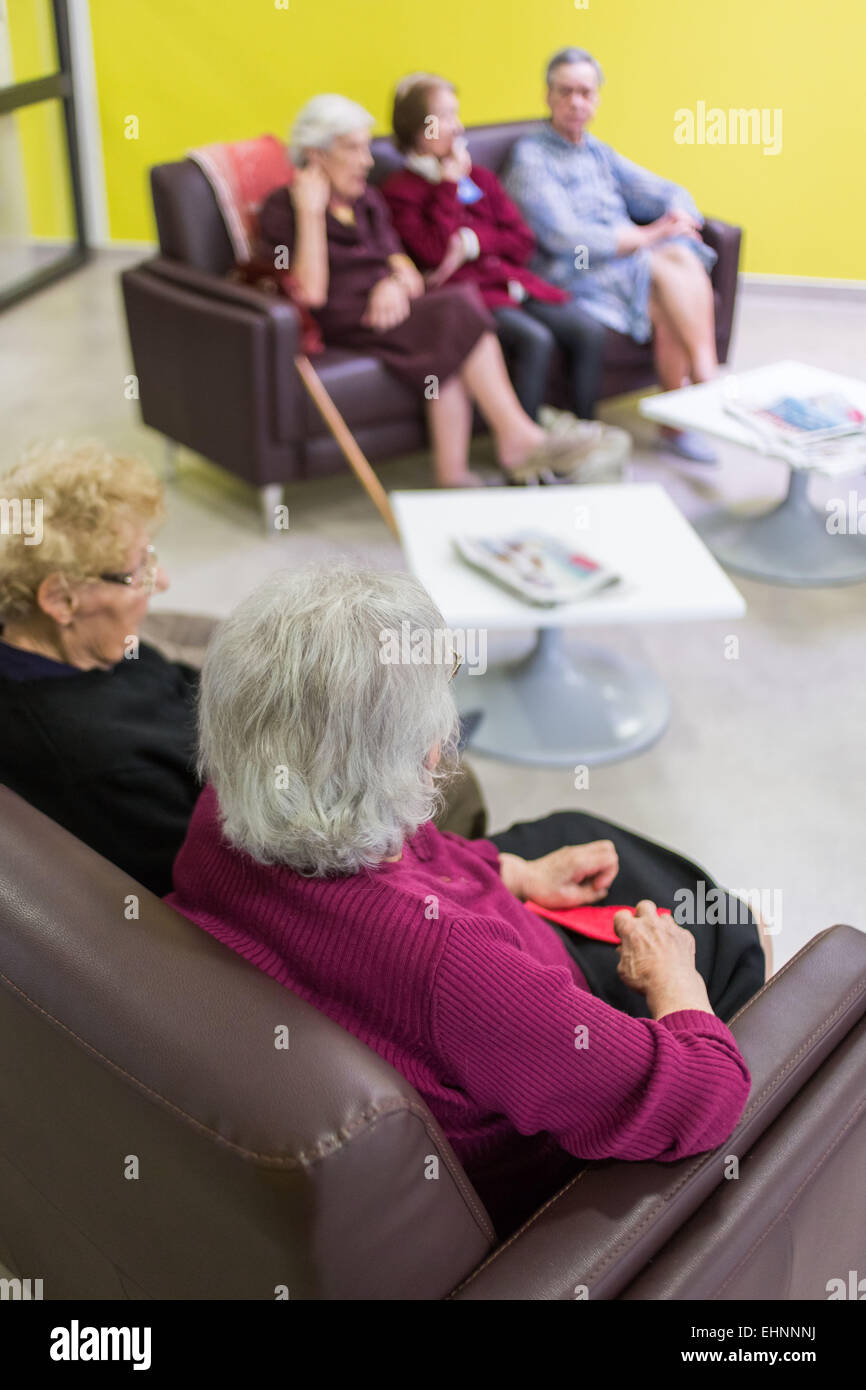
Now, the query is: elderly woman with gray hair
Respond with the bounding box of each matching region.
[167,565,767,1239]
[257,94,590,488]
[0,441,209,895]
[0,444,486,896]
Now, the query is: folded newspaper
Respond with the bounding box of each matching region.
[453,530,620,606]
[723,379,866,463]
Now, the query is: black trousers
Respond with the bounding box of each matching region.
[493,299,607,421]
[489,810,765,1025]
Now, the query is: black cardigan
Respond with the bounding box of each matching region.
[0,642,200,896]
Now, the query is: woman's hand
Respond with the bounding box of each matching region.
[668,208,701,236]
[617,210,702,255]
[615,901,713,1017]
[426,230,471,290]
[290,165,331,217]
[501,840,619,908]
[388,254,425,299]
[361,275,411,331]
[440,141,473,183]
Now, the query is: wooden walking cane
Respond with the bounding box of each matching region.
[294,354,399,538]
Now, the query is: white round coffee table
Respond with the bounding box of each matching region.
[391,483,745,767]
[641,361,866,587]
[696,467,866,586]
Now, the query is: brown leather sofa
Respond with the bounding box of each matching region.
[121,122,742,518]
[1,784,864,1301]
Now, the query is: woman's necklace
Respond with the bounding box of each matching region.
[329,200,356,226]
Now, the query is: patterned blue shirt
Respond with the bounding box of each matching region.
[502,123,716,342]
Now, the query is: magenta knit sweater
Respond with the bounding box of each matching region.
[166,784,752,1238]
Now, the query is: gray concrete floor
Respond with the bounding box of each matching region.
[0,241,76,296]
[1,250,865,968]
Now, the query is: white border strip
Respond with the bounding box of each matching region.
[98,239,157,252]
[741,272,866,299]
[67,0,109,245]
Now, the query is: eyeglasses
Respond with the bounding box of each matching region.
[448,648,463,681]
[98,545,159,595]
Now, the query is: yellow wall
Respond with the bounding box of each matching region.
[89,0,865,278]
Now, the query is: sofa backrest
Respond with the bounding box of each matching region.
[150,120,545,272]
[0,787,494,1299]
[151,160,237,274]
[369,119,544,186]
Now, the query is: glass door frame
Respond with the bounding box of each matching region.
[0,0,88,312]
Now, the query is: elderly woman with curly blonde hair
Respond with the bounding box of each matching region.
[0,442,220,894]
[0,441,487,894]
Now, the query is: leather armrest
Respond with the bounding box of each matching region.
[144,257,302,440]
[121,257,303,449]
[701,217,742,359]
[450,925,866,1300]
[144,254,301,327]
[701,216,741,259]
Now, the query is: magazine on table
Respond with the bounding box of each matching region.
[453,530,620,606]
[723,379,866,458]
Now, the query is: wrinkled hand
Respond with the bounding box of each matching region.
[389,256,426,299]
[614,900,695,994]
[426,231,470,290]
[290,164,331,217]
[649,208,702,243]
[440,141,473,183]
[362,275,411,331]
[521,840,619,909]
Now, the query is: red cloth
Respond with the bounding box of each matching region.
[382,164,569,310]
[187,134,292,263]
[166,784,751,1239]
[524,902,672,943]
[187,133,322,353]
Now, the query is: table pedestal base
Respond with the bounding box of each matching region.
[697,469,866,586]
[458,628,670,767]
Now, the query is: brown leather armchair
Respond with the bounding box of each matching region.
[120,122,742,522]
[1,784,864,1301]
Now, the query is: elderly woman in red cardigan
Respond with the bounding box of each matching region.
[167,565,768,1241]
[257,94,588,488]
[381,73,609,424]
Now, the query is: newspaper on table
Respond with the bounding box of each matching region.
[723,376,866,473]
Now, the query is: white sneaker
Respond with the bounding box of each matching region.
[657,428,719,464]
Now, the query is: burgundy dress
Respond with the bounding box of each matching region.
[257,184,494,391]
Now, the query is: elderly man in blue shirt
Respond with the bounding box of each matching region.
[503,47,721,463]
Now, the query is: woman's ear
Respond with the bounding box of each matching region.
[424,742,441,772]
[306,148,333,182]
[36,572,77,625]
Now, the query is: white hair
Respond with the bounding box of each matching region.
[198,566,461,877]
[289,93,375,167]
[546,47,604,87]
